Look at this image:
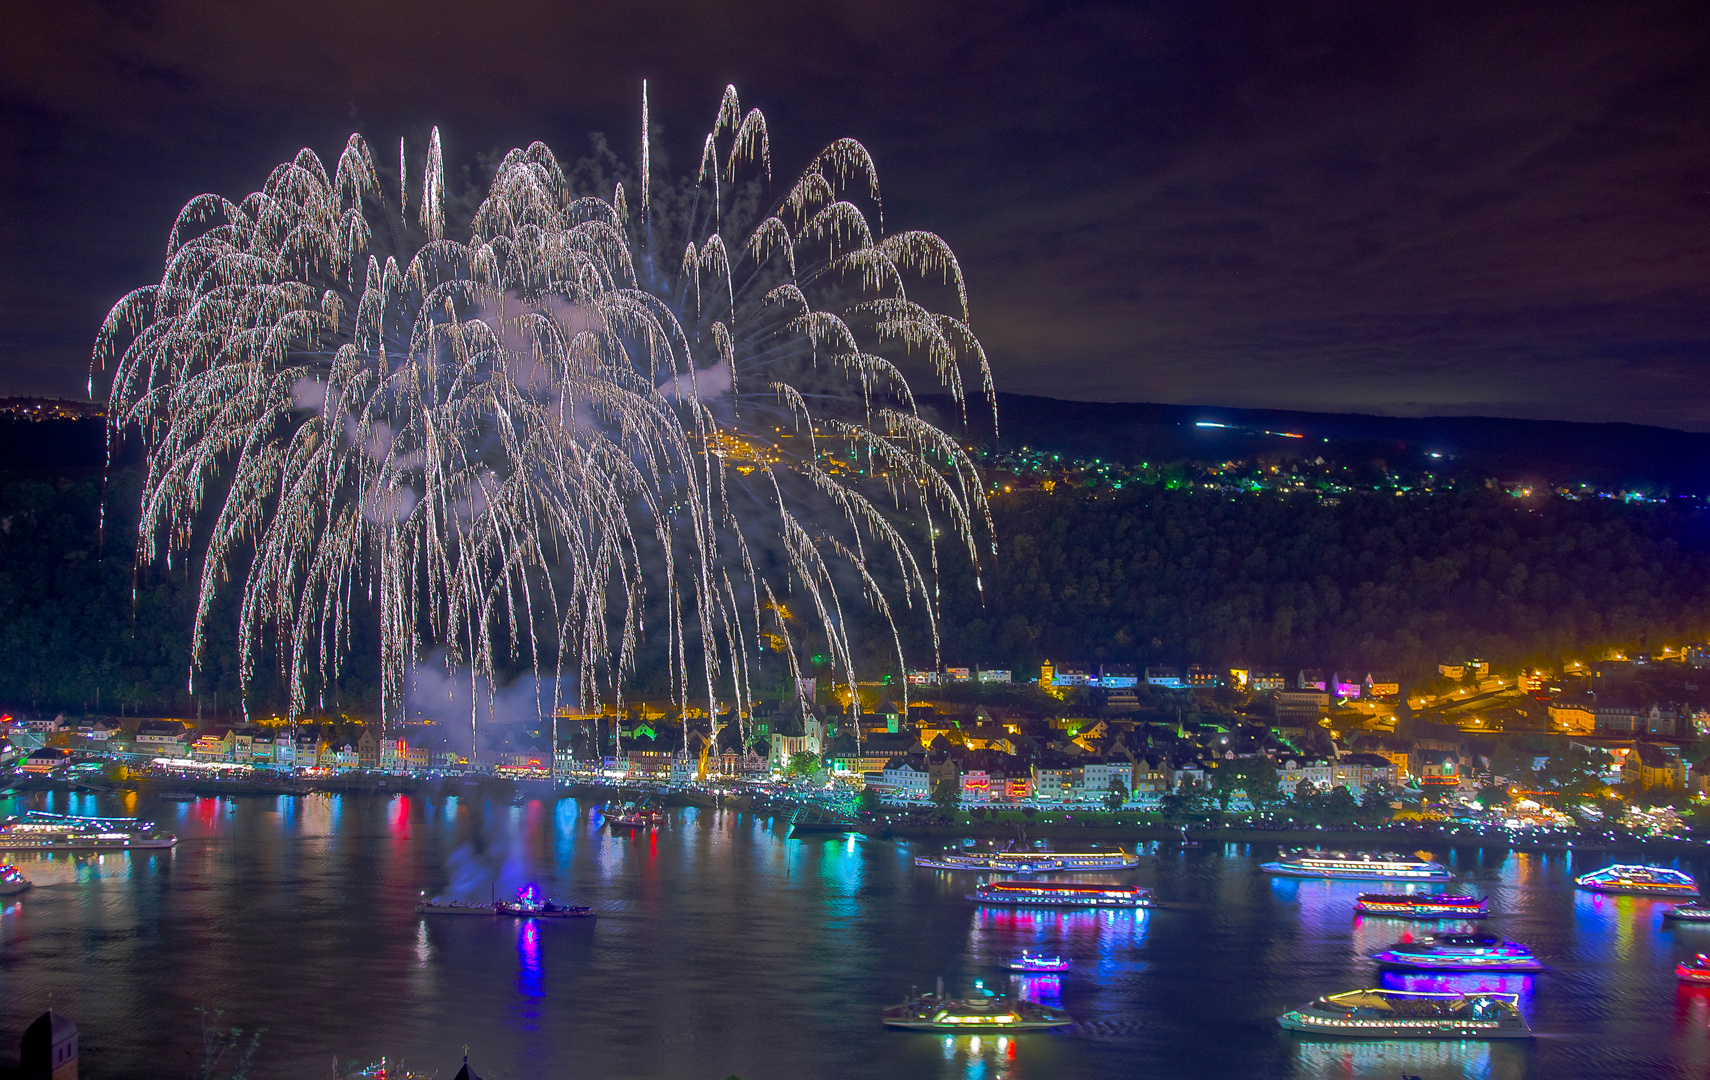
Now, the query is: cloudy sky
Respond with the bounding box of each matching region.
[4,0,1709,427]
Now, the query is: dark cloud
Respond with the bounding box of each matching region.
[3,0,1709,426]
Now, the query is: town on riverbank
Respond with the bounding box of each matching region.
[6,644,1710,855]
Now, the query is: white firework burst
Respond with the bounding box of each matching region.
[94,84,996,741]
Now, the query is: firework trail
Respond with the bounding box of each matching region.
[94,85,996,742]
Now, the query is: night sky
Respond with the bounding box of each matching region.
[4,1,1709,428]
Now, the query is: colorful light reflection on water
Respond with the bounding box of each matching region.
[0,790,1707,1079]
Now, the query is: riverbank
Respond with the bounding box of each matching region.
[863,819,1710,857]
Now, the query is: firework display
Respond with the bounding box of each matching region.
[94,86,995,734]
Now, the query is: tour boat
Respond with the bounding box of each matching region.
[969,880,1154,908]
[416,885,594,919]
[0,812,176,852]
[1277,989,1531,1039]
[1665,902,1710,923]
[883,980,1072,1032]
[1355,892,1488,919]
[1575,864,1699,897]
[1677,954,1710,985]
[1370,934,1545,972]
[1004,951,1071,972]
[0,864,32,896]
[1260,850,1451,882]
[915,846,1141,874]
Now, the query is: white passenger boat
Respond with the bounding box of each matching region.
[915,845,1140,873]
[969,880,1153,908]
[0,812,176,852]
[1574,864,1698,897]
[883,981,1072,1031]
[1278,988,1531,1039]
[1260,850,1450,882]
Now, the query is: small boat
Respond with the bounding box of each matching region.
[1677,954,1710,985]
[883,979,1072,1031]
[1178,825,1201,849]
[157,790,198,802]
[1277,988,1531,1039]
[970,880,1154,909]
[1576,864,1699,897]
[1370,934,1544,972]
[602,801,665,829]
[496,884,593,918]
[1355,893,1489,919]
[1261,850,1451,882]
[1665,902,1710,922]
[416,885,594,919]
[1005,951,1071,972]
[0,864,32,896]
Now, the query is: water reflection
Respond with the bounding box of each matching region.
[516,920,543,999]
[1290,1036,1526,1080]
[936,1033,1027,1080]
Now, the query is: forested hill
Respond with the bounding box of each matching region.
[953,393,1710,494]
[3,411,1710,713]
[929,486,1710,681]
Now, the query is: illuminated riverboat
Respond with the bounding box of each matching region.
[1677,954,1710,985]
[416,885,593,919]
[0,864,31,896]
[915,846,1141,874]
[883,981,1072,1032]
[1574,865,1698,897]
[1277,988,1531,1039]
[1370,934,1544,972]
[969,880,1154,908]
[0,812,176,852]
[1354,892,1487,919]
[1665,902,1710,922]
[1260,850,1451,882]
[1004,951,1071,972]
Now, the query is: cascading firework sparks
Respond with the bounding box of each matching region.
[93,85,997,738]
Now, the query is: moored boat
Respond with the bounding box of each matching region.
[883,981,1072,1031]
[1355,892,1489,919]
[1261,850,1450,882]
[1665,902,1710,922]
[1575,864,1699,897]
[1370,934,1544,972]
[1004,951,1071,972]
[0,812,176,852]
[969,880,1153,908]
[1677,954,1710,985]
[0,864,31,896]
[1277,988,1531,1039]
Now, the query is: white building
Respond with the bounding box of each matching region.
[879,757,931,798]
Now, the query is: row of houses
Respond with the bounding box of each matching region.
[871,748,1401,805]
[1546,698,1710,738]
[905,668,1013,686]
[1034,662,1401,700]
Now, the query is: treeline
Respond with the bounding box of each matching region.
[6,465,1710,714]
[926,486,1710,683]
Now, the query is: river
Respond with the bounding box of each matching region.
[2,789,1708,1080]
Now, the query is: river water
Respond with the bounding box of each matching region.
[2,789,1709,1080]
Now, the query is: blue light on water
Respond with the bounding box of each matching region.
[516,919,543,999]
